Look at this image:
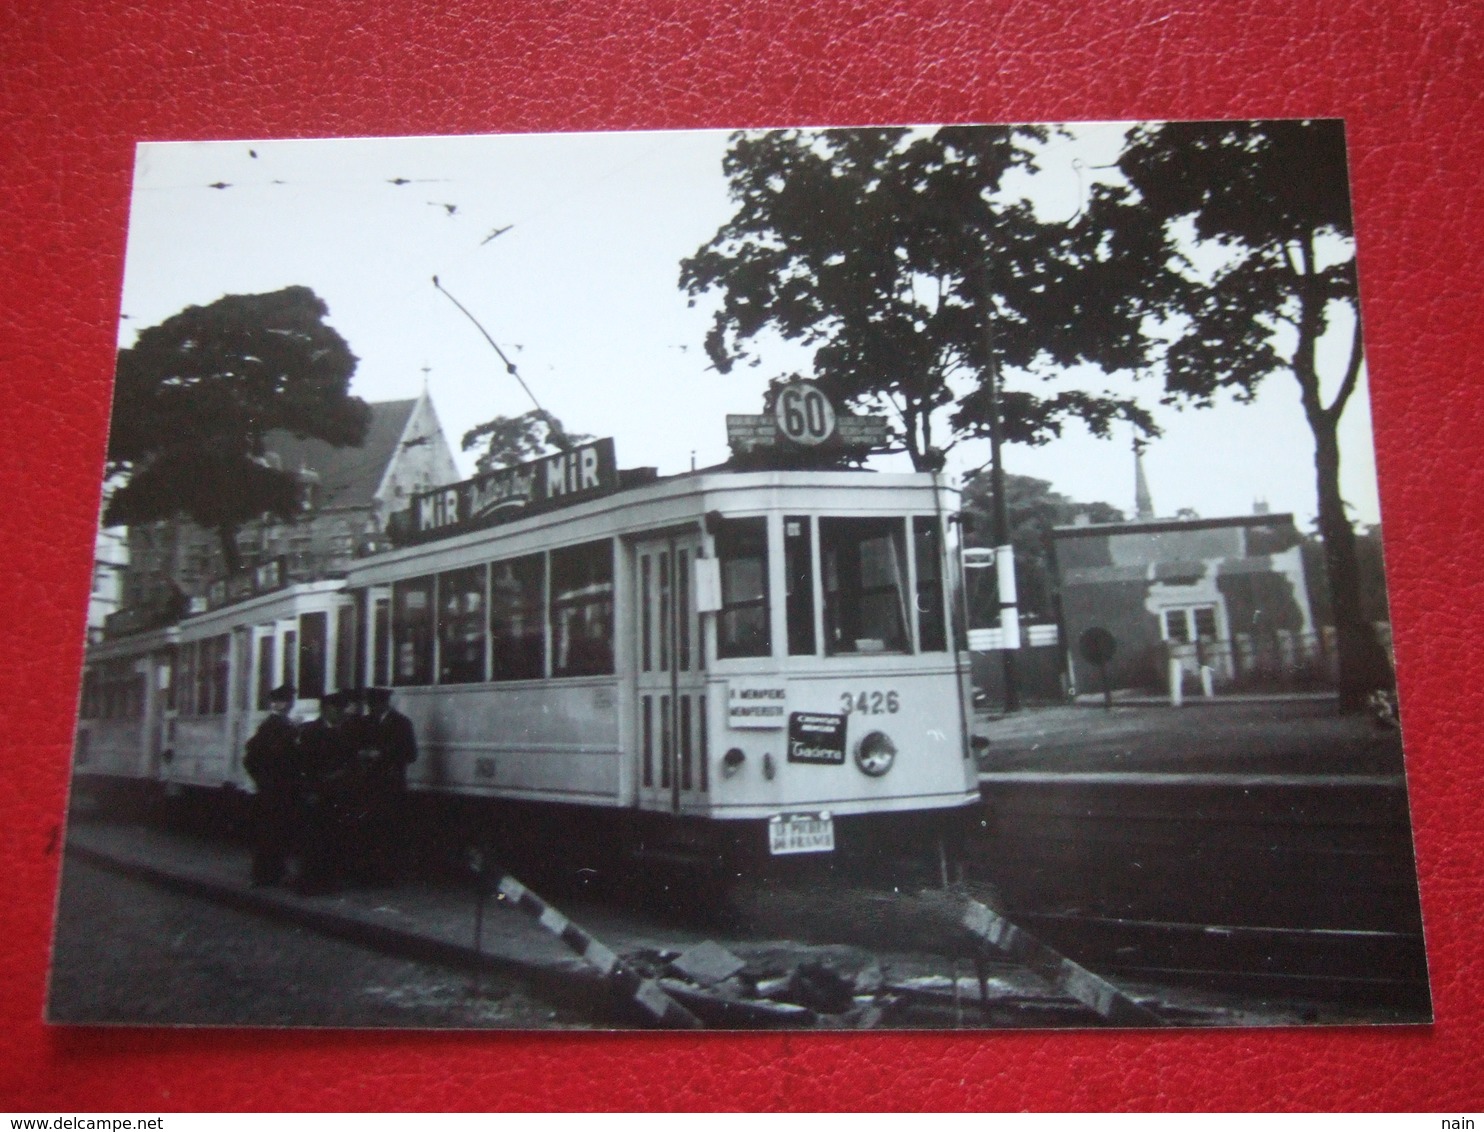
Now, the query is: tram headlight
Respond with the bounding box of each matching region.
[722,747,746,778]
[854,731,897,777]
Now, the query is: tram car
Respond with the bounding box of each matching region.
[73,437,982,867]
[75,574,354,797]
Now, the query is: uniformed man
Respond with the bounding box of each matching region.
[294,689,357,895]
[360,686,418,884]
[242,684,299,886]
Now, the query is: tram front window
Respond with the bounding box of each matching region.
[821,517,910,655]
[716,517,770,659]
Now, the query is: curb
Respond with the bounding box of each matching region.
[66,842,637,1025]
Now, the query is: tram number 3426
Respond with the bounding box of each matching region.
[840,690,900,715]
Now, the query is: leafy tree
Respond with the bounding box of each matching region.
[1113,120,1393,709]
[680,127,1158,471]
[960,472,1124,624]
[461,409,591,474]
[104,286,369,573]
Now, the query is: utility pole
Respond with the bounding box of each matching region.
[982,263,1020,713]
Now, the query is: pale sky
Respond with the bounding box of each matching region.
[117,125,1385,530]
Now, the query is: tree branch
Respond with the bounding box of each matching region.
[1325,306,1366,424]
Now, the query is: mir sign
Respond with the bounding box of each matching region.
[406,437,618,543]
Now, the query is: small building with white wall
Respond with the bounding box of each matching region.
[1050,508,1320,695]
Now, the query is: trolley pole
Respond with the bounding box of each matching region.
[982,265,1020,714]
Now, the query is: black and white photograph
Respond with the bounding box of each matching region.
[49,121,1429,1031]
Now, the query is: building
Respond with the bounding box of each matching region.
[1046,439,1322,696]
[85,527,129,643]
[112,391,460,632]
[1051,507,1320,695]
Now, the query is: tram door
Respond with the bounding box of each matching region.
[633,534,708,813]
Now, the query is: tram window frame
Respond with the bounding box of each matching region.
[489,552,546,682]
[391,577,436,686]
[716,517,771,659]
[820,517,911,656]
[913,515,949,653]
[372,595,391,687]
[298,613,328,700]
[784,516,816,656]
[550,539,615,678]
[283,629,298,696]
[438,563,489,685]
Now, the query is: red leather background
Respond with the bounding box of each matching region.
[3,0,1481,1111]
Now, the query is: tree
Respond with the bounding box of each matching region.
[680,127,1158,471]
[461,409,591,474]
[1112,120,1393,709]
[960,472,1124,624]
[104,286,369,573]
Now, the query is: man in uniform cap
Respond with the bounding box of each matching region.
[242,684,299,886]
[359,686,418,884]
[294,689,357,894]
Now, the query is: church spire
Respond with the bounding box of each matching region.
[1133,435,1155,521]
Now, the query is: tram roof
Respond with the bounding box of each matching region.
[346,465,958,583]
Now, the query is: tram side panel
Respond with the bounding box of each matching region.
[400,680,622,806]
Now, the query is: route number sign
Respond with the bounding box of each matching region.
[774,381,836,446]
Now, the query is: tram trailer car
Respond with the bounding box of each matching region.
[343,460,981,871]
[74,580,355,814]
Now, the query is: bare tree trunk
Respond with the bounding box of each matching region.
[1310,414,1394,712]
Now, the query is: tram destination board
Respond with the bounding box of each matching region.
[787,711,847,765]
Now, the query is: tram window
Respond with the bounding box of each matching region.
[392,577,435,686]
[299,613,327,700]
[716,517,770,659]
[490,553,545,681]
[178,642,196,715]
[913,516,948,652]
[335,604,357,692]
[210,634,230,714]
[820,517,910,655]
[196,638,214,714]
[256,635,276,710]
[283,630,298,695]
[551,540,614,677]
[784,516,816,656]
[439,564,488,684]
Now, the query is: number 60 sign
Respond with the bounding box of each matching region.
[774,380,837,446]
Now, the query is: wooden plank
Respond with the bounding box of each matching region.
[961,898,1166,1027]
[496,874,702,1029]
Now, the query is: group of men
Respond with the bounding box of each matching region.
[242,684,418,895]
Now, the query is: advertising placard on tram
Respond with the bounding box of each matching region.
[400,437,618,544]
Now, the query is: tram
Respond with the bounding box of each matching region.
[73,436,982,865]
[75,576,354,796]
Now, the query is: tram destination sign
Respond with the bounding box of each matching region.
[400,437,619,545]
